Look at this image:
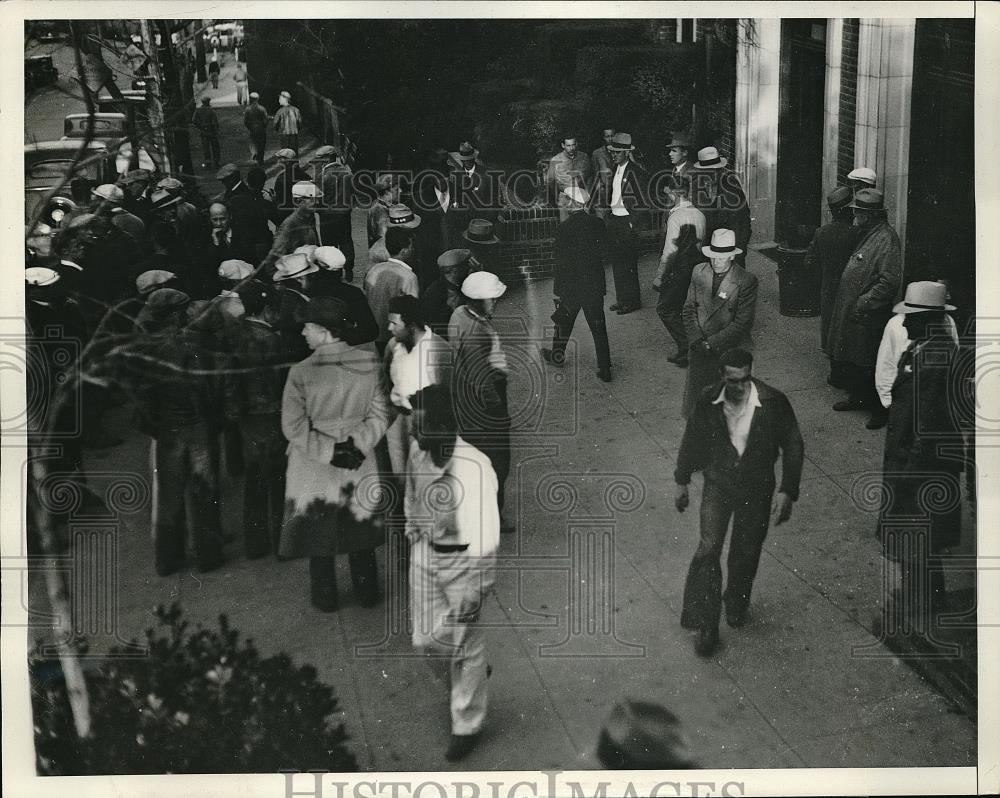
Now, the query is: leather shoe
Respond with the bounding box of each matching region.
[832,399,865,411]
[694,626,719,657]
[616,304,639,315]
[680,609,699,630]
[596,369,612,383]
[541,347,565,366]
[865,411,888,430]
[609,303,621,312]
[725,607,750,628]
[445,733,480,762]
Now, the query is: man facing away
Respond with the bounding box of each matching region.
[674,348,804,657]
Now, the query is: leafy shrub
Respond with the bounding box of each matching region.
[31,604,357,775]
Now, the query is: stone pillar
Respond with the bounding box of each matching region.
[734,18,781,245]
[854,19,916,249]
[821,18,845,224]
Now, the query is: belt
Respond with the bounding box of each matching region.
[431,543,469,554]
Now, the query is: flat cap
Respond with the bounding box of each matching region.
[313,246,346,271]
[437,248,471,269]
[847,166,877,186]
[291,181,321,199]
[146,287,190,312]
[121,168,152,185]
[827,186,852,210]
[25,267,60,287]
[135,269,177,295]
[275,148,297,160]
[218,259,255,280]
[91,184,124,203]
[312,145,338,159]
[215,163,240,182]
[150,189,181,210]
[298,296,351,330]
[462,270,506,300]
[156,176,184,193]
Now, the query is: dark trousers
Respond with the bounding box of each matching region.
[280,133,299,155]
[836,361,879,409]
[655,280,690,357]
[318,212,355,277]
[605,215,640,309]
[309,550,379,611]
[681,479,772,631]
[552,297,611,374]
[200,133,220,166]
[210,72,219,88]
[240,414,286,558]
[152,425,224,576]
[251,131,266,163]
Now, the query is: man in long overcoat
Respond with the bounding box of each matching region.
[540,187,611,381]
[805,186,860,385]
[825,189,902,428]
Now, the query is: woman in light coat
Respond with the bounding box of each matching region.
[280,297,390,611]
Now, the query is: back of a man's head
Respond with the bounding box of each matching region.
[385,226,413,258]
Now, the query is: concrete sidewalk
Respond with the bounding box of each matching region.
[27,237,977,772]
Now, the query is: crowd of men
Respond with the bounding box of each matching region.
[24,114,970,761]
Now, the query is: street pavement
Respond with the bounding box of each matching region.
[23,41,977,773]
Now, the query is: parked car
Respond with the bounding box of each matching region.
[25,55,58,92]
[32,21,69,43]
[62,112,162,176]
[24,140,114,228]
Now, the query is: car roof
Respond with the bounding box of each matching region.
[64,112,127,122]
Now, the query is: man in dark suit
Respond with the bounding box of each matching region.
[674,347,804,656]
[603,132,648,315]
[541,187,611,381]
[448,140,499,234]
[689,147,752,269]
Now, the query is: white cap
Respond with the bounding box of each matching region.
[218,259,255,280]
[294,244,318,263]
[291,181,321,199]
[91,184,124,203]
[25,267,60,287]
[562,186,591,205]
[847,167,877,186]
[313,246,346,271]
[462,271,507,300]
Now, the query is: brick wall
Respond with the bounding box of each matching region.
[837,19,860,183]
[492,206,661,285]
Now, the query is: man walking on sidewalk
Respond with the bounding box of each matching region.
[405,383,500,762]
[673,348,804,657]
[243,92,269,164]
[192,97,221,169]
[273,90,303,155]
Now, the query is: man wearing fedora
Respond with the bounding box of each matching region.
[604,132,648,315]
[689,146,751,269]
[541,186,612,382]
[243,91,269,164]
[667,133,696,180]
[806,186,862,389]
[314,145,357,282]
[271,252,317,362]
[826,188,902,428]
[462,218,501,275]
[680,229,759,418]
[273,90,302,156]
[877,281,962,636]
[674,347,804,657]
[271,149,311,222]
[546,136,593,221]
[449,140,499,238]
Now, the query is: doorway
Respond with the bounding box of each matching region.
[775,19,827,245]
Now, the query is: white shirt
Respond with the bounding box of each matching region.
[611,163,629,216]
[659,199,706,266]
[387,327,447,409]
[875,313,959,408]
[712,381,761,457]
[434,186,450,213]
[405,436,500,557]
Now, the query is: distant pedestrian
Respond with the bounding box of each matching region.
[826,189,902,428]
[243,92,269,164]
[806,186,861,389]
[680,229,758,418]
[405,383,500,763]
[541,186,612,382]
[674,348,804,657]
[604,132,646,315]
[192,97,221,169]
[367,173,400,246]
[233,62,248,105]
[273,90,302,155]
[208,55,220,89]
[590,127,615,218]
[279,297,389,612]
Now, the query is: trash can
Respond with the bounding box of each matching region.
[776,244,820,317]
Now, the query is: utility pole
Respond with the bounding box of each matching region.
[139,19,173,174]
